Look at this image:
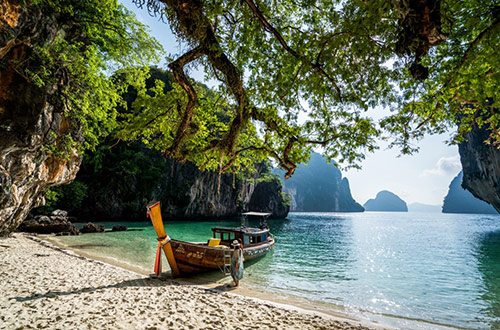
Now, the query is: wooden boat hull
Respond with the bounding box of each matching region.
[170,238,275,276]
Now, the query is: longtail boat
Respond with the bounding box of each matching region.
[147,201,275,278]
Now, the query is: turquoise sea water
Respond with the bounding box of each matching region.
[55,212,500,329]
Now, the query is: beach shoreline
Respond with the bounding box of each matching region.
[0,233,393,329]
[44,234,359,321]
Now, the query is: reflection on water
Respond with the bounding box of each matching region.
[243,213,356,303]
[55,213,500,329]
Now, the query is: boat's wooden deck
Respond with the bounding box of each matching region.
[170,237,275,276]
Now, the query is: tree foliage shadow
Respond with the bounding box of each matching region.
[12,276,184,302]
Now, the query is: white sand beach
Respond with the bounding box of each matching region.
[0,234,392,330]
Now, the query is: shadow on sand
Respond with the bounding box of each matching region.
[12,274,231,302]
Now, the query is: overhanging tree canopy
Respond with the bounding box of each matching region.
[119,0,500,178]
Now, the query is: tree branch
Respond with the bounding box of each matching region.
[129,106,174,135]
[156,0,304,175]
[167,46,204,154]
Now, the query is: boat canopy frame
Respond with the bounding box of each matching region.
[241,211,271,228]
[211,226,270,247]
[241,212,271,217]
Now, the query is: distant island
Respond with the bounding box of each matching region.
[275,153,364,212]
[408,203,441,213]
[442,171,498,214]
[364,190,408,212]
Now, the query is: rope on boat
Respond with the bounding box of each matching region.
[154,235,171,276]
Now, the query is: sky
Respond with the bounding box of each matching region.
[122,1,462,206]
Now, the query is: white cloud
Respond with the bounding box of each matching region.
[421,156,461,176]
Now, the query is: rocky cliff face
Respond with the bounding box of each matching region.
[458,124,500,213]
[174,161,289,219]
[275,153,364,212]
[442,171,498,214]
[248,179,289,218]
[0,1,82,236]
[45,142,289,221]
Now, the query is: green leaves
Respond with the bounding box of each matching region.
[28,0,500,177]
[117,69,268,173]
[388,1,500,150]
[20,0,163,156]
[118,0,499,177]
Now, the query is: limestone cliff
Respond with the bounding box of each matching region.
[42,143,289,220]
[275,153,364,212]
[442,171,498,214]
[458,124,500,213]
[0,1,82,236]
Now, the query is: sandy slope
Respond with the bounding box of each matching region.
[0,234,391,330]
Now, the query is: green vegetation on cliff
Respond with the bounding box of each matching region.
[15,0,162,154]
[0,0,164,235]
